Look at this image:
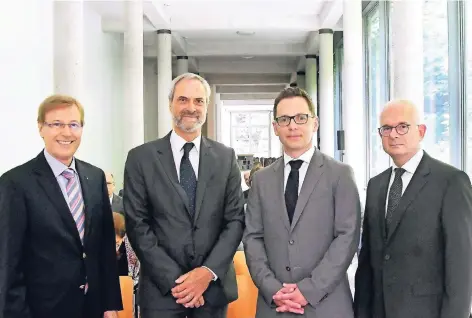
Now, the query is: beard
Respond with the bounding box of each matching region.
[173,110,206,133]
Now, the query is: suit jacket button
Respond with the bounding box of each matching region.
[286,266,291,271]
[83,253,86,259]
[289,240,294,245]
[384,254,390,261]
[189,255,195,260]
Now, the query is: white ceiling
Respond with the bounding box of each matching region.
[89,0,344,99]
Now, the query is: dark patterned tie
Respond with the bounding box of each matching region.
[385,168,406,235]
[180,142,197,217]
[285,160,303,224]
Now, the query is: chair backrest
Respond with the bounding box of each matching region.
[118,276,134,318]
[227,251,258,318]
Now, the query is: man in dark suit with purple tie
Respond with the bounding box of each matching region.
[0,95,122,318]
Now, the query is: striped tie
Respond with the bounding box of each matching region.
[61,169,85,243]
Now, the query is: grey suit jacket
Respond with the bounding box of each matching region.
[111,193,124,214]
[354,152,472,318]
[123,133,245,311]
[243,150,361,318]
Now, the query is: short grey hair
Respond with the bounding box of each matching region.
[168,72,212,104]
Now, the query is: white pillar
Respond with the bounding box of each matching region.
[343,0,365,189]
[123,0,144,152]
[207,84,217,140]
[305,55,318,148]
[53,0,83,98]
[157,29,173,137]
[215,92,222,141]
[319,29,335,157]
[176,56,189,76]
[296,71,306,91]
[390,0,424,116]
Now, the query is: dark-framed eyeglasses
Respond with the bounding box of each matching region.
[275,113,314,127]
[43,122,83,130]
[378,123,411,137]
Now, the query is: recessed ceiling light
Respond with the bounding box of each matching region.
[242,56,254,59]
[236,31,255,36]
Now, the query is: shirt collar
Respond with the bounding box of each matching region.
[170,130,202,154]
[43,149,77,178]
[392,149,424,175]
[283,147,315,166]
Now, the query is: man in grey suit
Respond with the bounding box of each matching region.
[124,73,245,318]
[354,100,472,318]
[105,172,124,214]
[243,87,361,317]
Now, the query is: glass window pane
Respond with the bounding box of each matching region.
[230,111,271,157]
[367,7,390,177]
[423,0,450,164]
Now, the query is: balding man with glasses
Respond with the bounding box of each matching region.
[243,87,361,318]
[354,99,472,318]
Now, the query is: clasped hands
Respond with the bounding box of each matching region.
[171,267,213,308]
[272,283,308,315]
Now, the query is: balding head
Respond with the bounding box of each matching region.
[105,172,115,197]
[379,99,426,167]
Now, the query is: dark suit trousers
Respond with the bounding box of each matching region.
[141,305,227,318]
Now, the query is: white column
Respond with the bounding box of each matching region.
[123,0,144,152]
[296,71,306,91]
[176,56,189,76]
[157,29,173,137]
[305,55,318,148]
[53,0,83,98]
[207,84,217,140]
[343,0,365,189]
[390,0,424,116]
[215,92,222,141]
[319,29,335,157]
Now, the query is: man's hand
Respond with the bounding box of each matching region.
[103,311,118,318]
[272,283,308,314]
[171,267,213,308]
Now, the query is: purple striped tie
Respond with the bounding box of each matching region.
[61,169,85,243]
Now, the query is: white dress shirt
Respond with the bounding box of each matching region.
[385,149,424,214]
[169,130,217,281]
[283,147,316,194]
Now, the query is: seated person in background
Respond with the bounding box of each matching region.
[113,212,139,281]
[106,172,124,214]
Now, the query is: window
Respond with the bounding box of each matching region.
[423,0,450,164]
[366,6,390,177]
[230,111,271,157]
[466,1,472,176]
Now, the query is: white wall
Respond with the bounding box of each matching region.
[143,58,159,142]
[0,0,54,175]
[77,3,125,187]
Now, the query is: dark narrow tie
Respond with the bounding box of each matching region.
[285,160,303,224]
[385,167,406,235]
[180,142,197,217]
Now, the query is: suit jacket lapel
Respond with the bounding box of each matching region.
[33,152,83,248]
[290,150,324,232]
[155,133,190,214]
[194,137,215,224]
[377,168,391,240]
[272,159,291,232]
[75,160,93,246]
[386,154,430,243]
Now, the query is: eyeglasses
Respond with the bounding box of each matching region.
[43,122,82,130]
[378,123,411,137]
[275,113,314,127]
